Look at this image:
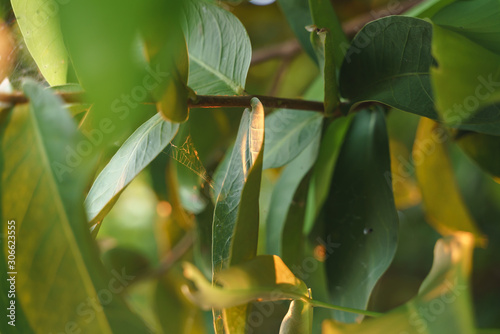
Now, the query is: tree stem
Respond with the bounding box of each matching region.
[0,91,331,113]
[308,299,383,318]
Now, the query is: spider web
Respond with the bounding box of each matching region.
[161,135,214,189]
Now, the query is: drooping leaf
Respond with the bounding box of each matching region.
[212,98,265,332]
[85,114,179,224]
[276,0,317,63]
[456,132,500,180]
[182,255,309,310]
[183,0,251,95]
[11,0,69,85]
[303,115,353,235]
[323,232,476,334]
[413,118,486,245]
[339,16,436,119]
[323,107,398,323]
[0,80,150,333]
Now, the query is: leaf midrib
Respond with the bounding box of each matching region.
[190,54,245,95]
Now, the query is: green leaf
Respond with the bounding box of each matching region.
[264,109,322,169]
[182,255,309,310]
[212,98,265,275]
[323,107,398,323]
[323,232,476,334]
[266,135,320,256]
[183,0,251,95]
[456,132,500,180]
[212,98,264,333]
[303,115,353,235]
[85,114,179,224]
[430,24,500,126]
[59,0,158,147]
[413,118,486,245]
[11,0,69,85]
[0,80,150,332]
[339,16,436,119]
[277,0,317,63]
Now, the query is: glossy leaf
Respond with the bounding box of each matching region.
[0,81,150,333]
[12,0,69,85]
[277,0,317,62]
[323,232,476,334]
[413,118,486,245]
[183,0,251,95]
[303,115,353,235]
[323,107,398,323]
[182,255,309,310]
[456,132,500,180]
[85,114,179,224]
[339,16,436,119]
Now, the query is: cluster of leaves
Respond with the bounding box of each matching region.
[1,0,500,333]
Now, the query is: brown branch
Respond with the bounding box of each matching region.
[251,39,302,65]
[0,91,327,113]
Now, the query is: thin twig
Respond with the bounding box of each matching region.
[0,91,329,113]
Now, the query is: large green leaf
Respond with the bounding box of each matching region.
[413,118,485,245]
[323,107,398,323]
[339,16,436,119]
[303,115,353,235]
[276,0,317,63]
[323,232,476,334]
[212,98,264,332]
[0,81,150,333]
[183,0,251,95]
[59,0,161,147]
[404,0,457,18]
[85,114,179,224]
[11,0,69,85]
